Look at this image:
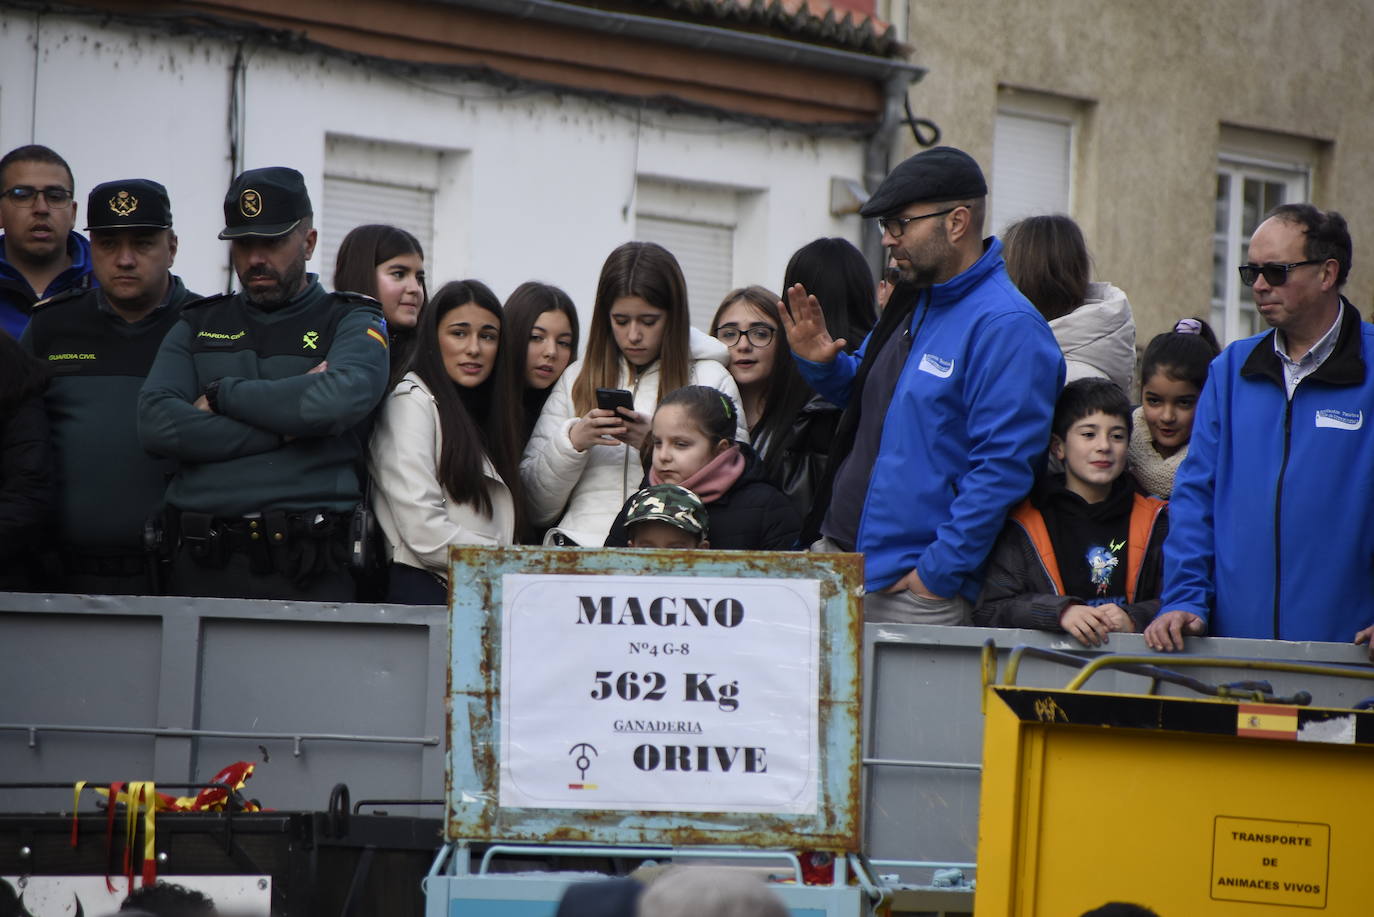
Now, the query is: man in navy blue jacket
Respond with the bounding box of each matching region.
[1146,204,1373,652]
[784,147,1065,624]
[0,145,93,338]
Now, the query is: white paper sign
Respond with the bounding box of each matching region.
[0,875,270,917]
[499,574,820,814]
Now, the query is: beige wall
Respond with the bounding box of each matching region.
[900,0,1374,343]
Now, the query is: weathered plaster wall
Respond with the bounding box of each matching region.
[903,0,1374,341]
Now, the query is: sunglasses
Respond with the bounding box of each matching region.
[1237,259,1323,287]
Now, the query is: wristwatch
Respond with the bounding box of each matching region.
[203,379,223,414]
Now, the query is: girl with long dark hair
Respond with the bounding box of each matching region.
[521,241,745,546]
[368,280,523,604]
[333,224,426,389]
[503,281,580,450]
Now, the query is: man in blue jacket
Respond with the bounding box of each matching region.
[0,145,93,338]
[783,146,1065,624]
[1147,204,1374,653]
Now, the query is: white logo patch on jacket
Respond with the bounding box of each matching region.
[918,352,955,379]
[1315,408,1363,430]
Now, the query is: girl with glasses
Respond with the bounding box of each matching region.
[521,242,746,547]
[718,238,875,526]
[368,280,524,604]
[332,225,426,391]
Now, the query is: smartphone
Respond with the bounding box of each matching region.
[596,388,635,415]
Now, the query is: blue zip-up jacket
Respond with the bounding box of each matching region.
[1161,299,1374,642]
[796,237,1065,600]
[0,231,94,339]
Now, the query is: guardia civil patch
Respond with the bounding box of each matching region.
[366,327,387,349]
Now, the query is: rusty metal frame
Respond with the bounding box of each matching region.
[444,545,864,849]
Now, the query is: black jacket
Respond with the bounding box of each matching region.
[764,393,841,526]
[0,393,54,585]
[22,278,198,551]
[974,474,1168,633]
[605,443,802,550]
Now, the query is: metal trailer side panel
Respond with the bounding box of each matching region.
[0,593,447,817]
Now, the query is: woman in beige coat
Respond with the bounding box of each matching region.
[369,280,524,604]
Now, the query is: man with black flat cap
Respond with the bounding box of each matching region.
[138,166,390,601]
[784,145,1064,624]
[22,178,200,594]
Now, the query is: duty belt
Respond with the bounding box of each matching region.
[171,508,349,573]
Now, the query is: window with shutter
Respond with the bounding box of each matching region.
[635,214,734,332]
[320,176,435,291]
[990,110,1073,235]
[633,177,751,333]
[319,135,441,293]
[1211,127,1318,344]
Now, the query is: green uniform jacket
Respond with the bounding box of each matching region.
[21,275,200,551]
[137,277,389,516]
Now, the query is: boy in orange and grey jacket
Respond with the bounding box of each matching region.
[975,378,1167,647]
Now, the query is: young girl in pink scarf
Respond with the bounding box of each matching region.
[603,385,800,550]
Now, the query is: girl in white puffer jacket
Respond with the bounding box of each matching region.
[521,242,747,546]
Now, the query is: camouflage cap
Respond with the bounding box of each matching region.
[623,484,708,538]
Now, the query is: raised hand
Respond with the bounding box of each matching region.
[779,283,846,364]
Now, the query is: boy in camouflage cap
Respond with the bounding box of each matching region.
[623,484,710,550]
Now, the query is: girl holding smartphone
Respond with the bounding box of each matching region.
[521,242,745,546]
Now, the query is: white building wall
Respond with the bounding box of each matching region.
[0,11,867,333]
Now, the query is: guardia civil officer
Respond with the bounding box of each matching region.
[21,179,200,595]
[137,167,389,601]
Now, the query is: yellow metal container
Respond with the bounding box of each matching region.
[975,663,1374,916]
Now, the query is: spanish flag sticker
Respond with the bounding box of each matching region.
[1236,703,1298,740]
[366,327,388,349]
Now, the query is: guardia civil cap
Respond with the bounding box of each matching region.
[859,146,988,218]
[85,179,172,231]
[623,484,709,538]
[219,166,312,239]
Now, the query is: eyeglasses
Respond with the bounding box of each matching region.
[1,185,75,208]
[1238,259,1323,287]
[877,207,956,238]
[715,325,776,347]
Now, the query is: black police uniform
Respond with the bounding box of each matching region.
[20,179,199,595]
[136,167,389,602]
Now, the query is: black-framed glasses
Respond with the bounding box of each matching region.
[715,325,776,347]
[877,207,956,238]
[1238,259,1323,287]
[1,185,74,208]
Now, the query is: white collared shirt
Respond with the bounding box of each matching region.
[1275,309,1342,399]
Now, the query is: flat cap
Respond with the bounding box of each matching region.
[219,166,312,239]
[85,179,172,231]
[859,146,987,218]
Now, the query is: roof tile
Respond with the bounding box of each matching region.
[625,0,899,56]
